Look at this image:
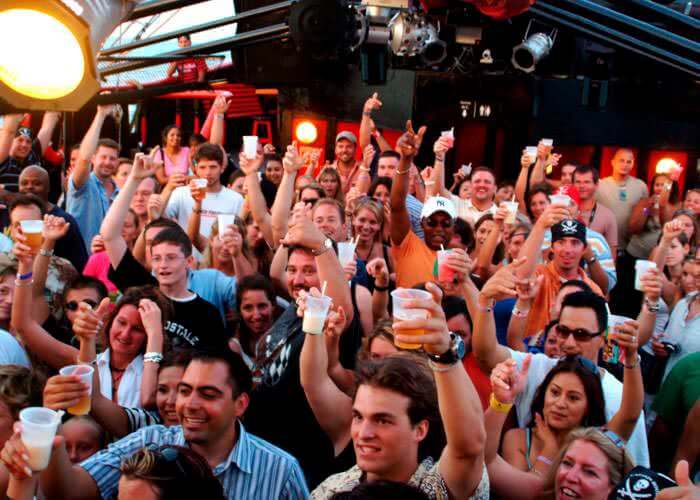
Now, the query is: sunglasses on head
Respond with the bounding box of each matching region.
[598,427,626,479]
[144,445,188,478]
[424,217,454,229]
[563,354,599,376]
[556,323,602,342]
[65,299,98,311]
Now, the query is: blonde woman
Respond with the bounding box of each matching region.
[317,167,345,206]
[199,218,255,279]
[351,197,394,274]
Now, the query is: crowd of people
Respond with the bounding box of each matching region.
[0,88,696,500]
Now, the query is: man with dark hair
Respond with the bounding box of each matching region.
[166,34,207,83]
[165,143,243,242]
[573,164,618,255]
[28,351,309,499]
[455,166,497,226]
[374,149,424,238]
[18,165,88,271]
[0,111,62,192]
[66,105,121,248]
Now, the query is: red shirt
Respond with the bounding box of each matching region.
[176,58,207,83]
[463,353,492,410]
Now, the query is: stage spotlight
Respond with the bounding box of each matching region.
[512,31,557,73]
[0,1,135,111]
[388,11,446,65]
[295,121,318,144]
[655,158,682,175]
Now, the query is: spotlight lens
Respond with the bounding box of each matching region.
[655,158,678,174]
[0,9,85,100]
[296,121,318,144]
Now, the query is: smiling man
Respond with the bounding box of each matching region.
[36,351,308,499]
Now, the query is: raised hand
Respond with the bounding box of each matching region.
[393,282,450,356]
[610,319,640,362]
[325,305,347,341]
[281,208,325,251]
[166,172,187,190]
[282,141,304,174]
[12,233,35,264]
[656,461,700,500]
[362,144,376,167]
[537,204,570,228]
[481,257,527,302]
[521,150,535,168]
[138,299,162,337]
[263,143,276,155]
[493,205,509,227]
[640,266,663,303]
[147,194,163,222]
[239,151,263,177]
[212,94,231,115]
[396,120,426,160]
[490,355,531,404]
[131,152,157,180]
[91,234,105,254]
[516,274,544,303]
[342,259,357,282]
[433,136,453,160]
[221,224,244,257]
[42,215,69,242]
[72,298,111,341]
[363,92,382,114]
[445,248,473,285]
[366,257,389,288]
[189,179,207,204]
[43,374,88,412]
[0,425,33,479]
[661,219,685,244]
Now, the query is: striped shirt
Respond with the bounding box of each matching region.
[80,422,309,499]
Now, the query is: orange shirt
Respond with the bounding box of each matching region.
[391,230,437,289]
[525,261,603,339]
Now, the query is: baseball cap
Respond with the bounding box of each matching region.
[552,219,586,244]
[421,196,457,220]
[335,131,357,145]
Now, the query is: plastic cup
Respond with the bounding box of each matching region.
[391,288,432,349]
[634,260,657,291]
[192,178,208,199]
[302,295,332,335]
[19,220,43,253]
[437,250,456,283]
[243,136,258,160]
[19,407,61,471]
[541,138,554,147]
[217,214,236,240]
[549,194,571,207]
[525,146,538,163]
[337,242,356,267]
[59,365,94,415]
[502,201,519,224]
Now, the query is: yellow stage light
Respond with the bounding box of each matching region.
[655,158,679,174]
[295,121,318,144]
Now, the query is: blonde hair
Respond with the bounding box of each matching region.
[317,167,345,205]
[540,427,635,499]
[201,217,252,270]
[351,198,385,243]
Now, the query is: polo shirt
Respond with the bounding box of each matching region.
[66,172,117,250]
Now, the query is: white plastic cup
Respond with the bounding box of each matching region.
[634,260,657,291]
[441,128,454,140]
[502,201,519,224]
[59,365,94,415]
[525,146,538,163]
[337,242,356,267]
[19,407,61,471]
[243,136,258,160]
[302,295,332,335]
[193,178,207,189]
[541,138,554,147]
[217,214,236,240]
[549,194,572,207]
[391,288,432,349]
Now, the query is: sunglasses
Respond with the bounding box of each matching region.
[562,354,599,376]
[302,198,319,205]
[556,323,602,342]
[65,299,98,311]
[423,218,454,229]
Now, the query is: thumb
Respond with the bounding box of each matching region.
[674,460,691,486]
[509,256,528,270]
[95,297,112,318]
[425,281,443,304]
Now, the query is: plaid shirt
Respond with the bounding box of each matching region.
[80,422,309,500]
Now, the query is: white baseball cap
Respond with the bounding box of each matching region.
[420,196,457,220]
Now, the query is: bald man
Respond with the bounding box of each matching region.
[19,165,88,271]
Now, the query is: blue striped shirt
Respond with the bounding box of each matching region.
[80,422,309,499]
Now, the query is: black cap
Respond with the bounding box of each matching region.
[552,219,586,244]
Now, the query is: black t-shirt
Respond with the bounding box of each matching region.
[108,250,227,351]
[0,139,42,192]
[49,205,88,272]
[166,294,228,351]
[244,303,363,489]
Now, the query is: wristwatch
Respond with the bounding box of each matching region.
[426,333,465,365]
[311,237,333,256]
[586,255,597,265]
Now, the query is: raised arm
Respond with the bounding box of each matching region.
[0,114,23,165]
[101,153,157,267]
[636,267,662,348]
[470,261,527,372]
[394,283,485,499]
[605,320,644,441]
[271,143,303,245]
[627,198,652,236]
[354,145,374,195]
[209,95,229,146]
[36,112,62,154]
[432,136,453,198]
[222,224,256,280]
[515,151,534,212]
[474,206,507,282]
[73,106,112,190]
[390,121,425,245]
[506,275,544,352]
[366,258,390,321]
[299,300,352,454]
[239,153,274,246]
[654,221,684,305]
[515,204,569,280]
[185,179,208,252]
[138,299,164,409]
[31,215,72,324]
[529,142,549,187]
[359,93,382,151]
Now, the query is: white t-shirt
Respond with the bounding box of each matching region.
[0,329,29,367]
[509,349,650,467]
[165,185,244,239]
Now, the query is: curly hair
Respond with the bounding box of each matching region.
[0,365,43,419]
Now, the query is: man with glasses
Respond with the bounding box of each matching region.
[390,123,457,288]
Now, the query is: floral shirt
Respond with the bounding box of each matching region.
[310,457,490,500]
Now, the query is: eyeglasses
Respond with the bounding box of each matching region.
[563,354,599,376]
[423,218,454,229]
[65,299,98,311]
[556,324,602,342]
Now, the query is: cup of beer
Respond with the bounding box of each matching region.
[19,407,61,471]
[391,288,432,349]
[59,364,94,415]
[19,220,43,253]
[192,178,208,199]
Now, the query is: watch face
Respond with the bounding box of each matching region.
[454,335,466,360]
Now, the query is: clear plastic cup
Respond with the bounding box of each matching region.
[634,260,657,291]
[337,242,356,267]
[217,214,236,240]
[437,250,456,283]
[19,220,43,253]
[243,136,258,160]
[19,407,61,471]
[302,295,332,335]
[502,201,519,224]
[525,146,538,163]
[549,194,571,207]
[391,288,432,349]
[541,138,554,147]
[59,365,94,415]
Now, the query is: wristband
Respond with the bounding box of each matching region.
[428,359,458,373]
[624,354,641,369]
[489,393,513,414]
[362,111,372,117]
[512,304,530,317]
[644,299,660,313]
[374,284,389,292]
[477,295,495,313]
[39,248,54,257]
[144,352,163,364]
[16,271,32,281]
[14,279,34,288]
[536,455,553,466]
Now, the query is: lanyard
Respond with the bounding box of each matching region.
[579,202,597,227]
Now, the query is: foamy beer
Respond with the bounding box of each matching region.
[59,364,94,415]
[19,220,43,253]
[192,178,208,198]
[391,288,432,349]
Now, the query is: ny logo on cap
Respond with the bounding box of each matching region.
[437,200,445,206]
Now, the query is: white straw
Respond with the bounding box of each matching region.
[321,281,327,297]
[511,194,516,202]
[56,410,65,422]
[441,244,445,251]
